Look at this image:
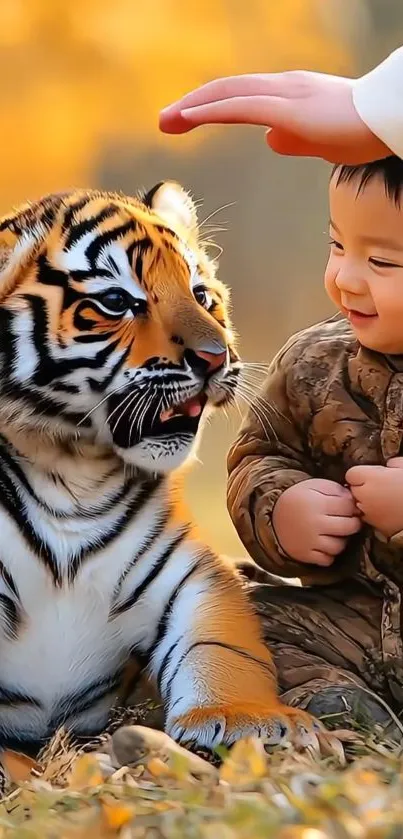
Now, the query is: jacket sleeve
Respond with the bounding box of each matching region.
[353,47,403,160]
[227,341,359,585]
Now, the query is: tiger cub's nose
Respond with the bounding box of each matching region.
[184,346,227,376]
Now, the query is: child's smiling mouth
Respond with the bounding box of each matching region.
[344,308,378,325]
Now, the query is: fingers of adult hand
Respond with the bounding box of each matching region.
[159,109,193,134]
[266,130,362,163]
[324,515,362,537]
[162,73,290,112]
[266,129,391,164]
[177,95,290,128]
[159,76,290,133]
[267,129,324,157]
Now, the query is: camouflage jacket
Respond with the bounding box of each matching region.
[228,317,403,698]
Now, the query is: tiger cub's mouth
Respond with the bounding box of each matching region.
[108,390,209,450]
[159,394,207,423]
[150,392,208,439]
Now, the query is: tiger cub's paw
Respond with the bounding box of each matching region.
[166,701,324,751]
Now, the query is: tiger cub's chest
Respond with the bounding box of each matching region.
[0,474,175,746]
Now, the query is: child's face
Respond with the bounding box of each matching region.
[325,175,403,354]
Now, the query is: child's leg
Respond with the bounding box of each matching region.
[250,578,397,730]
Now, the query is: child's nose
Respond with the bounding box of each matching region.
[334,262,367,295]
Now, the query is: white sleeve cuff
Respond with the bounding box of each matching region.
[353,47,403,160]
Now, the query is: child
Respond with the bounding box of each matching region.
[228,156,403,728]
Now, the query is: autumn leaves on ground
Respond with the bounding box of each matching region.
[0,707,403,838]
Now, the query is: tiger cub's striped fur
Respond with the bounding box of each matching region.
[0,182,318,753]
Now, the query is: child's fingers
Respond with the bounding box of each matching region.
[325,515,362,537]
[308,550,336,567]
[317,535,347,556]
[386,457,403,468]
[324,493,360,517]
[345,464,384,485]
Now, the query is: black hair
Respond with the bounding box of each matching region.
[332,155,403,206]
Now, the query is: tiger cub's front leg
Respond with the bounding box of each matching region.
[149,555,321,750]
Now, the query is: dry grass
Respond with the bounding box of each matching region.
[0,704,403,838]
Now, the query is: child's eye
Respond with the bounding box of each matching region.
[370,257,402,268]
[329,238,344,251]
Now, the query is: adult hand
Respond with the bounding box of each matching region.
[159,71,391,163]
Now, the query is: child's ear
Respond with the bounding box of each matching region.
[142,181,198,237]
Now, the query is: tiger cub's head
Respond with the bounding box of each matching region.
[0,183,240,472]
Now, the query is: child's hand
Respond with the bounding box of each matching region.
[272,479,362,566]
[346,459,403,538]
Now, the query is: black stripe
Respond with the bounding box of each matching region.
[165,640,273,707]
[51,382,80,394]
[62,196,92,231]
[67,476,163,582]
[85,220,137,266]
[112,527,189,617]
[0,436,136,521]
[36,253,68,289]
[88,344,130,392]
[0,436,57,518]
[0,443,159,587]
[147,564,198,660]
[109,505,172,617]
[50,674,122,726]
[64,206,119,251]
[0,308,18,377]
[67,268,113,282]
[3,294,121,402]
[0,685,40,707]
[107,255,119,274]
[134,252,144,283]
[22,294,121,387]
[0,560,19,599]
[130,237,152,284]
[141,183,164,208]
[73,332,114,344]
[1,381,90,426]
[156,636,183,695]
[0,460,62,585]
[0,594,21,640]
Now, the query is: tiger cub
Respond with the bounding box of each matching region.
[0,182,319,753]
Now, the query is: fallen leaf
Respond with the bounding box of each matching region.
[101,797,134,830]
[317,732,346,766]
[1,750,39,783]
[67,754,104,789]
[277,829,330,839]
[219,737,267,785]
[146,756,171,777]
[153,800,183,812]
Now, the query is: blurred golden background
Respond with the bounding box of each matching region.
[2,0,402,555]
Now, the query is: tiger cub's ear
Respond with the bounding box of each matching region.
[142,181,198,238]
